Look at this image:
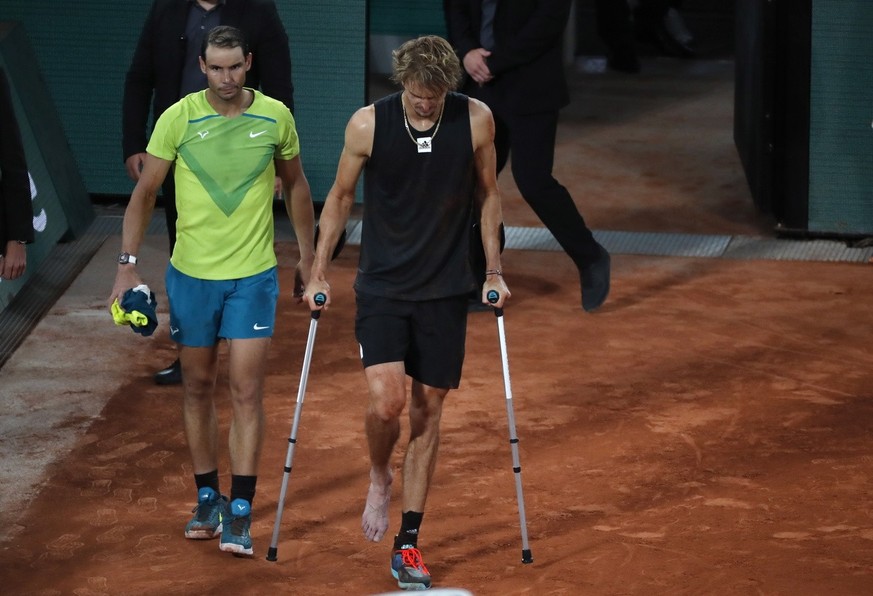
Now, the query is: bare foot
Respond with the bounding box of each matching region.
[361,468,392,542]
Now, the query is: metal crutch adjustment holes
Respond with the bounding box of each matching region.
[266,291,326,562]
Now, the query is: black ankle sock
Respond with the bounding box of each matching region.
[393,510,424,550]
[230,474,257,505]
[193,470,220,494]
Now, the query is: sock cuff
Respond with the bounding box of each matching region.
[230,474,257,505]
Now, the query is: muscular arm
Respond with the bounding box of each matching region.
[275,155,315,299]
[469,98,510,307]
[109,154,172,305]
[304,105,373,310]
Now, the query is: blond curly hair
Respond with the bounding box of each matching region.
[391,35,462,93]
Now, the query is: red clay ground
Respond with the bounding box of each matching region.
[4,60,873,595]
[3,240,873,594]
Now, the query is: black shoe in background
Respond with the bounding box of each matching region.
[154,358,182,385]
[580,244,611,313]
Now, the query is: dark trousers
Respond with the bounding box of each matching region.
[592,0,680,48]
[492,107,600,268]
[635,0,679,25]
[593,0,633,48]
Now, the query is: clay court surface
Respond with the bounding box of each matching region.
[3,61,873,594]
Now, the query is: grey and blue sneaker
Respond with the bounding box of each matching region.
[184,487,226,539]
[219,498,253,556]
[391,545,432,591]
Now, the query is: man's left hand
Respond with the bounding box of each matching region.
[0,241,27,280]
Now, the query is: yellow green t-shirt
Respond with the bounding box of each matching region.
[147,89,299,280]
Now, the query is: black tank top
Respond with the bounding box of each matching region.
[355,91,477,300]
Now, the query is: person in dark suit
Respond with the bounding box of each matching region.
[123,0,295,384]
[445,0,611,312]
[0,66,33,282]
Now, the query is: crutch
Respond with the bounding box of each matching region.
[266,292,326,562]
[488,290,533,564]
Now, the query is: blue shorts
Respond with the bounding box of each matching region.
[165,264,279,347]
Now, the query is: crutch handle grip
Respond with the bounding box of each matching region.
[311,292,327,320]
[486,290,504,316]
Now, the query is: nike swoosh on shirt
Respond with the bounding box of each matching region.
[249,131,267,138]
[253,324,270,330]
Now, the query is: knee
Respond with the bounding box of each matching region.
[369,392,407,422]
[228,379,262,409]
[409,387,446,424]
[183,371,214,401]
[410,396,442,422]
[408,399,443,439]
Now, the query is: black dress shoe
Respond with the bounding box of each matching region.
[580,244,611,312]
[154,358,182,385]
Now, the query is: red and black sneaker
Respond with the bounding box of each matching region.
[390,545,432,591]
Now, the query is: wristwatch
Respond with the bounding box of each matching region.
[117,252,138,265]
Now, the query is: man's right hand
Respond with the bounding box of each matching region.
[463,48,493,85]
[109,265,144,308]
[304,276,331,311]
[125,153,148,182]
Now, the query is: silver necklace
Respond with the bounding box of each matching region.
[402,97,444,154]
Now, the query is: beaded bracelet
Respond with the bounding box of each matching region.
[485,269,503,276]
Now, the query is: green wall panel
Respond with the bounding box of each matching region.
[369,0,447,37]
[1,1,366,202]
[288,0,366,202]
[808,0,873,235]
[0,22,94,311]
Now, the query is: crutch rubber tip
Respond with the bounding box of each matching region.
[266,547,278,562]
[522,549,533,564]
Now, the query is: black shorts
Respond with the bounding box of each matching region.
[355,291,468,389]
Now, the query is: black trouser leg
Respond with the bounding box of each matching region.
[635,0,671,26]
[593,0,634,48]
[497,109,600,268]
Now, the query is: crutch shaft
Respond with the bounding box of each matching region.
[267,295,325,562]
[494,308,533,564]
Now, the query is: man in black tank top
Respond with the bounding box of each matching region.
[304,35,508,591]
